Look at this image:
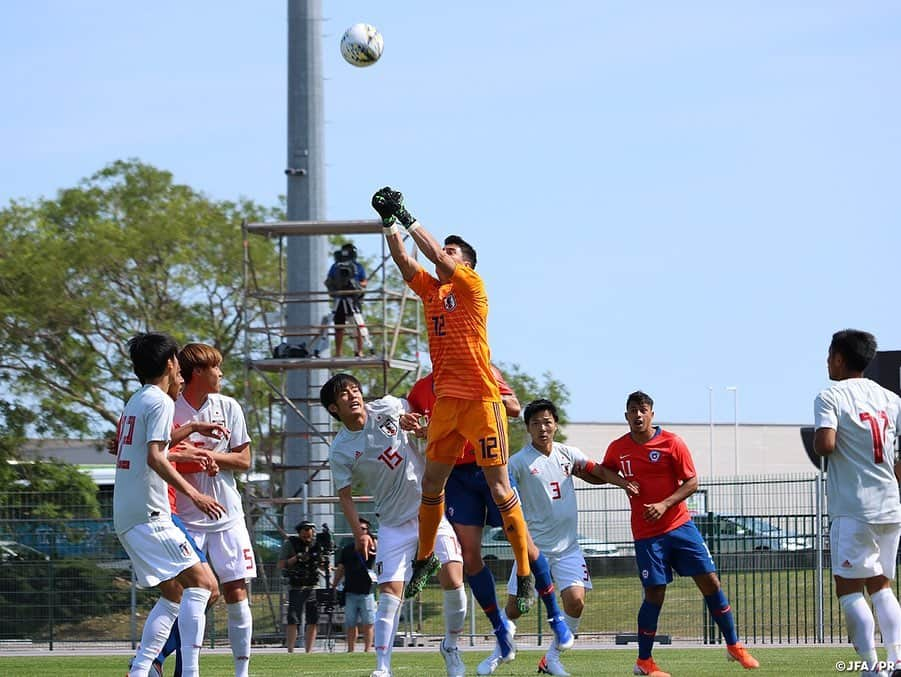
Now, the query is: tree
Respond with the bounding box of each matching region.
[496,362,571,453]
[0,159,282,435]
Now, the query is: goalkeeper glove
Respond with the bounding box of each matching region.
[383,188,416,228]
[371,187,397,227]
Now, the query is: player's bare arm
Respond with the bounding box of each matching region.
[146,440,225,519]
[383,227,421,281]
[589,462,640,495]
[643,475,698,522]
[167,442,219,475]
[399,412,428,439]
[501,393,521,418]
[337,485,376,557]
[203,442,252,472]
[407,225,457,282]
[813,427,836,455]
[171,420,228,445]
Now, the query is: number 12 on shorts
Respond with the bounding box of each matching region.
[479,436,498,461]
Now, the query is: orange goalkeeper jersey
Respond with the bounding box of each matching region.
[408,265,500,402]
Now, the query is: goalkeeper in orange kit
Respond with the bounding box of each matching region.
[372,187,537,620]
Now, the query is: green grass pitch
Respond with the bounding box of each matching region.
[0,647,875,676]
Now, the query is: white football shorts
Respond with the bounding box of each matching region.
[189,522,258,583]
[830,516,901,581]
[118,519,201,589]
[375,516,461,585]
[507,544,593,595]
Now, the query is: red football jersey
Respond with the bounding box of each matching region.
[602,428,696,540]
[407,368,514,465]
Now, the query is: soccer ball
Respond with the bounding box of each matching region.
[340,23,383,67]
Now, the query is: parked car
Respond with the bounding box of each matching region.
[481,527,620,560]
[0,540,50,562]
[577,536,620,557]
[692,514,813,552]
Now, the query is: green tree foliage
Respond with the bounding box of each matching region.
[496,362,571,453]
[0,460,101,520]
[0,159,282,434]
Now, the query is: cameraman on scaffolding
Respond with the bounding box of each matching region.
[278,521,330,653]
[324,243,368,357]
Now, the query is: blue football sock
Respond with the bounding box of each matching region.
[705,589,738,645]
[467,566,503,631]
[637,599,662,660]
[531,553,563,618]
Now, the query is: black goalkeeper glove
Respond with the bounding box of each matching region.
[371,187,397,227]
[383,188,416,228]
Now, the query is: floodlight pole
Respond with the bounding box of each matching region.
[284,0,329,530]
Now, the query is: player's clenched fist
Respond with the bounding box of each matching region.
[372,186,416,228]
[371,187,396,227]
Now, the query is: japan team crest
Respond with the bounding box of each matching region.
[378,418,398,437]
[443,293,457,311]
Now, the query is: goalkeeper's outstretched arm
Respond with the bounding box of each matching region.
[384,228,421,282]
[373,186,457,282]
[406,225,456,283]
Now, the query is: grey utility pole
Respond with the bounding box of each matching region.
[284,0,329,530]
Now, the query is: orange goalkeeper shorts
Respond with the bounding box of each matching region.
[426,396,509,467]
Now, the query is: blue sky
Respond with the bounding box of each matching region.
[2,2,899,424]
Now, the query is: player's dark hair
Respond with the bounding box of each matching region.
[830,329,877,373]
[626,391,654,410]
[127,332,179,385]
[444,235,477,268]
[523,399,559,425]
[320,372,363,420]
[178,343,223,383]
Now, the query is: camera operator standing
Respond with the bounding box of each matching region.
[324,243,369,358]
[278,521,329,653]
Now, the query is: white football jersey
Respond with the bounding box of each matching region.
[329,396,424,528]
[508,442,588,555]
[113,385,174,534]
[814,378,901,523]
[173,393,251,532]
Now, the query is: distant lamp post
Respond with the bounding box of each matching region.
[726,386,738,475]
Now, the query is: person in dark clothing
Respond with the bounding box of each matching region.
[333,518,377,652]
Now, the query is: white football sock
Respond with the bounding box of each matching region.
[840,592,878,667]
[375,593,402,673]
[443,587,466,649]
[872,588,901,663]
[131,597,179,676]
[178,587,212,677]
[227,599,253,677]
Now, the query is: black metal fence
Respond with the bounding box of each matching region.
[0,473,876,649]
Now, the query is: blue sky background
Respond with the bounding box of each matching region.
[2,2,899,424]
